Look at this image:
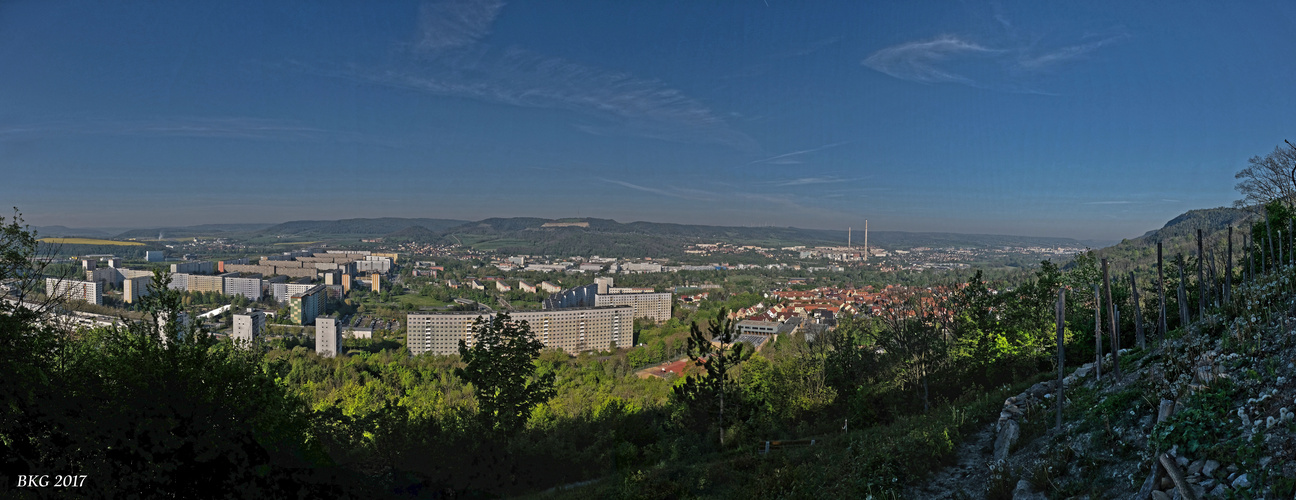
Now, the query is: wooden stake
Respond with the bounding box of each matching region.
[1093,283,1102,382]
[1103,258,1120,379]
[1130,271,1145,349]
[1158,241,1167,339]
[1198,229,1205,318]
[1178,254,1189,328]
[1226,226,1233,304]
[1267,215,1274,275]
[1247,233,1254,282]
[1056,288,1065,432]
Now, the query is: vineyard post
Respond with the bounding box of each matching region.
[1130,271,1145,349]
[1103,258,1120,379]
[1056,288,1065,432]
[1093,283,1102,382]
[1158,241,1167,339]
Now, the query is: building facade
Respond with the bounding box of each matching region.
[231,311,265,347]
[46,278,103,306]
[123,275,152,304]
[594,292,672,322]
[289,285,327,325]
[406,305,632,356]
[171,261,214,275]
[223,276,263,301]
[315,316,340,357]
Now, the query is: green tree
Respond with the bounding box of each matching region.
[456,312,555,435]
[672,308,746,446]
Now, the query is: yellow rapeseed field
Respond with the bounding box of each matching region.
[39,238,145,246]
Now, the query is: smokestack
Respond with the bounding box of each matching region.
[864,220,868,261]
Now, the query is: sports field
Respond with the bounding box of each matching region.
[39,238,144,246]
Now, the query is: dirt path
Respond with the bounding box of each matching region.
[903,423,998,499]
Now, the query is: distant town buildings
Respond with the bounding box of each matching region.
[545,277,671,322]
[145,251,164,262]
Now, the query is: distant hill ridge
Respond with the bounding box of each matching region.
[1094,207,1253,276]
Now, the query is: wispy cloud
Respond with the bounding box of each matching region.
[0,117,382,144]
[308,46,757,150]
[863,26,1127,92]
[600,178,712,201]
[1084,200,1134,205]
[290,1,755,151]
[416,0,505,52]
[1016,33,1129,70]
[774,176,865,187]
[863,36,1000,85]
[749,140,852,165]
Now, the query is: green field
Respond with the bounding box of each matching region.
[39,238,144,246]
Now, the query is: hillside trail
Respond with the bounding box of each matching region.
[903,423,998,499]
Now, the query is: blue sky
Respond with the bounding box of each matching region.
[2,1,1295,241]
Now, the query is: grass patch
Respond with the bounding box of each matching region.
[396,294,454,309]
[39,237,143,246]
[273,241,320,246]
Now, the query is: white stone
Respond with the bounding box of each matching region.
[1202,460,1220,477]
[1232,473,1250,489]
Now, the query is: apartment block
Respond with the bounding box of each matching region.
[223,276,263,301]
[231,311,265,347]
[171,261,214,275]
[289,285,327,325]
[46,278,103,306]
[594,292,672,322]
[123,275,152,304]
[406,305,632,356]
[187,274,225,293]
[315,316,340,357]
[271,283,317,303]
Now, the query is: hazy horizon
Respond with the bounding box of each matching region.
[5,1,1293,241]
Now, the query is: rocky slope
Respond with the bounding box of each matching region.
[914,268,1296,499]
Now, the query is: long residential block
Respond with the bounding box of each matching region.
[406,305,633,356]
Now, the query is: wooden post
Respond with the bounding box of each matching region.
[1093,284,1102,382]
[1246,233,1254,283]
[1178,255,1189,327]
[1056,288,1065,432]
[1130,272,1145,349]
[1226,226,1233,304]
[1198,229,1205,318]
[1158,241,1167,339]
[1102,258,1120,379]
[1267,216,1274,275]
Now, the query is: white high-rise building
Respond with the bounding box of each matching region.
[232,311,266,348]
[45,278,103,306]
[406,305,632,356]
[223,276,263,301]
[316,317,340,358]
